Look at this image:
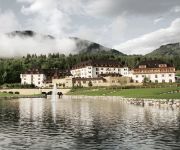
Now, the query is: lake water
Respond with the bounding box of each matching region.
[0,96,180,150]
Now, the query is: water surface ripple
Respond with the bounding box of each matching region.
[0,96,180,150]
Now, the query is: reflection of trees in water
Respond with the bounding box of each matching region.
[58,99,129,149]
[0,99,20,122]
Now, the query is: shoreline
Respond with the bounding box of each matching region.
[66,95,180,100]
[0,95,46,100]
[0,88,71,96]
[65,95,180,108]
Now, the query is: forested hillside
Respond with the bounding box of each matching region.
[147,43,180,57]
[0,52,179,85]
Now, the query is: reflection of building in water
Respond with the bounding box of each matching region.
[51,101,57,123]
[79,101,93,126]
[57,99,93,128]
[19,99,44,122]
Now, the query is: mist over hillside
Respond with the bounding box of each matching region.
[0,30,125,57]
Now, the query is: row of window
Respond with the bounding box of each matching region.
[136,74,173,78]
[135,79,173,83]
[23,81,41,85]
[22,74,42,77]
[23,78,42,81]
[135,69,174,73]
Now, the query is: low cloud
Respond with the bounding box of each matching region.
[0,10,21,33]
[0,33,76,57]
[114,18,180,55]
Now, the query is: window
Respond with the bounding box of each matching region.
[169,79,172,83]
[83,81,86,84]
[142,75,145,78]
[159,64,167,68]
[96,68,99,71]
[169,74,172,77]
[155,75,158,78]
[139,65,146,68]
[106,68,111,71]
[162,74,164,77]
[136,75,138,78]
[38,82,40,84]
[22,74,26,77]
[155,80,158,83]
[162,80,165,83]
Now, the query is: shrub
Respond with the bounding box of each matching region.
[41,92,46,95]
[15,91,20,95]
[8,91,13,94]
[88,81,93,87]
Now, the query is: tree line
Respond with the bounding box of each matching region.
[0,52,179,85]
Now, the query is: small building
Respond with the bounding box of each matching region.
[72,74,131,87]
[52,76,73,88]
[71,60,129,78]
[132,60,176,83]
[20,69,46,87]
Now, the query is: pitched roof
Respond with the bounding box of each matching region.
[134,60,174,69]
[72,60,123,69]
[72,77,105,81]
[23,68,44,74]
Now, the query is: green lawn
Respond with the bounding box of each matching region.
[68,87,180,99]
[0,93,15,97]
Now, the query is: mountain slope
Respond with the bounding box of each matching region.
[70,37,126,55]
[147,43,180,57]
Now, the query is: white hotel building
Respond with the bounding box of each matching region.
[132,60,176,83]
[71,60,130,78]
[20,69,46,87]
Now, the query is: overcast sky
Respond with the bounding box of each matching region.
[0,0,180,55]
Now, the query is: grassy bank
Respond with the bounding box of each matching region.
[68,87,180,99]
[0,92,45,99]
[0,93,15,97]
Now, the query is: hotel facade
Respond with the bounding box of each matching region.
[20,60,176,88]
[70,60,130,78]
[132,60,176,83]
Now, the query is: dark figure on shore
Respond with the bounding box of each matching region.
[58,92,63,98]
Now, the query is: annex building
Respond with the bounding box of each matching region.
[20,69,46,87]
[132,60,176,83]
